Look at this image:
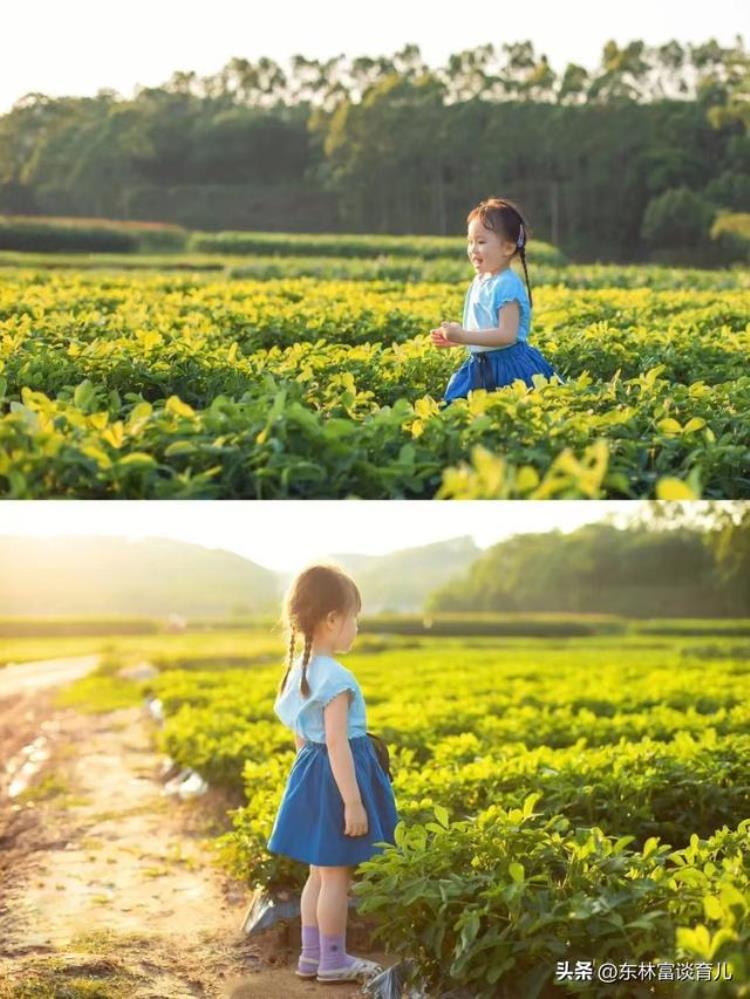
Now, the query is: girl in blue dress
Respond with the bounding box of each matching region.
[431,196,561,399]
[267,564,399,985]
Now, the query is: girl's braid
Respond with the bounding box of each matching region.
[500,200,533,309]
[300,632,313,697]
[518,237,533,308]
[277,627,296,696]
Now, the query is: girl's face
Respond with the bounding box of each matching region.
[322,607,359,653]
[466,217,516,275]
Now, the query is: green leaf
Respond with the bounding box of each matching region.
[613,835,635,853]
[164,441,196,457]
[682,417,706,434]
[459,912,480,949]
[522,792,542,818]
[657,417,682,435]
[165,395,196,418]
[434,805,450,829]
[508,862,525,884]
[74,379,95,410]
[118,452,156,468]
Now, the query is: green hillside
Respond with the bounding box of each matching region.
[0,536,279,617]
[331,535,480,612]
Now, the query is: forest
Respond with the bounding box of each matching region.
[428,505,750,616]
[1,37,748,260]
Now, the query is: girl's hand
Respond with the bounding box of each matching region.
[440,321,464,341]
[430,324,462,348]
[344,798,369,836]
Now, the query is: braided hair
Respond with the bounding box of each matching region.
[466,197,533,308]
[277,564,362,699]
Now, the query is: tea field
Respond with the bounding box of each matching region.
[1,257,748,498]
[108,625,750,997]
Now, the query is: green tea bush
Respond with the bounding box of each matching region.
[188,230,566,265]
[0,215,188,253]
[145,633,750,994]
[1,271,747,498]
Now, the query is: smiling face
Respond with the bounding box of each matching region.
[466,217,516,276]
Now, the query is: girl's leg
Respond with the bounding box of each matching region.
[296,864,322,977]
[301,863,321,925]
[317,864,356,972]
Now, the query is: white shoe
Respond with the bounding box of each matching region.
[316,956,384,982]
[295,955,319,979]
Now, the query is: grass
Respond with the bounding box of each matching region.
[87,801,170,823]
[54,675,145,714]
[15,773,74,804]
[67,931,152,955]
[17,748,93,807]
[0,637,114,668]
[53,654,146,713]
[0,957,135,999]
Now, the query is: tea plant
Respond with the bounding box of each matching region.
[138,632,750,994]
[1,270,747,497]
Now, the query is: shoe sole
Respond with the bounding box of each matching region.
[317,971,380,983]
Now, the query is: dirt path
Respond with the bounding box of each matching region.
[0,682,393,998]
[0,654,100,697]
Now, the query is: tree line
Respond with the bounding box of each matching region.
[426,506,750,618]
[0,38,747,260]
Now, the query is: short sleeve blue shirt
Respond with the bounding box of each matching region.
[274,654,368,743]
[462,267,531,354]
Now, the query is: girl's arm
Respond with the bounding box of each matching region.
[294,732,305,751]
[432,301,520,348]
[324,691,369,836]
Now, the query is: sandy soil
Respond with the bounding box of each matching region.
[0,655,101,697]
[0,670,394,999]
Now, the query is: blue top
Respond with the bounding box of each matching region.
[462,267,531,354]
[274,654,368,743]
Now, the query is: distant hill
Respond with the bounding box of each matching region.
[331,536,481,612]
[0,536,280,617]
[0,533,482,618]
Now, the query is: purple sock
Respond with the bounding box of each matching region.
[318,932,356,972]
[297,924,320,974]
[301,924,320,959]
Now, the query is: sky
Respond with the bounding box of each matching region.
[2,0,746,113]
[0,499,716,572]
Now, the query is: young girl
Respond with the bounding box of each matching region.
[266,564,399,984]
[431,196,561,400]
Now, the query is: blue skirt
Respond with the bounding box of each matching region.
[444,341,562,402]
[267,736,399,867]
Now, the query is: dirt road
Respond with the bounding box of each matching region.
[0,654,100,697]
[0,664,392,998]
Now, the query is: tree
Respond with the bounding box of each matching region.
[711,505,750,614]
[426,520,735,617]
[641,187,717,250]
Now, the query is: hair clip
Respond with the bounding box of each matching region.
[517,224,525,248]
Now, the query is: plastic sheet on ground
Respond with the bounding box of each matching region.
[158,755,182,782]
[242,889,301,935]
[161,767,209,798]
[144,694,164,725]
[363,959,429,999]
[242,889,360,935]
